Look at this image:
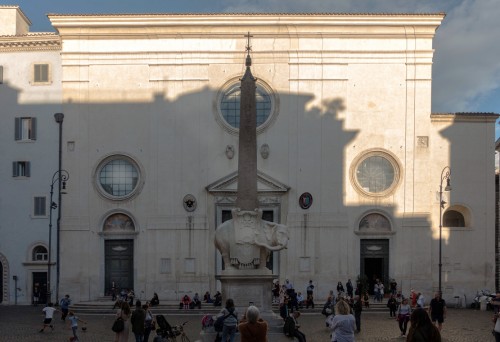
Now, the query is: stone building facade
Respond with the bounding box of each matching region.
[0,6,62,304]
[1,8,498,304]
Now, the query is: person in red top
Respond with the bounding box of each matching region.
[238,305,268,342]
[410,289,417,308]
[180,294,191,309]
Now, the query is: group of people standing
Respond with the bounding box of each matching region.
[113,299,156,342]
[388,290,446,339]
[320,289,445,342]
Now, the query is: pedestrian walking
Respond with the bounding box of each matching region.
[130,300,145,342]
[428,291,447,331]
[115,301,131,342]
[396,298,411,337]
[352,295,363,332]
[387,294,398,317]
[143,302,155,342]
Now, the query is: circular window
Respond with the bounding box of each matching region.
[96,155,142,200]
[215,78,278,134]
[351,150,400,197]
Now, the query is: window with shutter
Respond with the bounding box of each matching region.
[14,117,36,140]
[12,161,31,177]
[34,197,47,216]
[34,64,49,83]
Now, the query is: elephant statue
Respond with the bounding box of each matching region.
[214,208,289,270]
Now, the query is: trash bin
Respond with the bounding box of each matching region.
[454,296,462,308]
[480,299,487,311]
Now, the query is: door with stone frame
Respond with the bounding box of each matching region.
[104,240,134,295]
[32,272,47,304]
[360,239,389,295]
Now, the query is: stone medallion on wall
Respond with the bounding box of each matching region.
[183,194,197,212]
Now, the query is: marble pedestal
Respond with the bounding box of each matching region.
[199,270,289,342]
[216,270,276,313]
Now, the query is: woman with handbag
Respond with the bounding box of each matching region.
[143,302,155,342]
[396,298,411,337]
[114,301,131,342]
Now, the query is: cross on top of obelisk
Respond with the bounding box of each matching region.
[245,32,253,52]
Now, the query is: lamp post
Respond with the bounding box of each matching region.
[439,166,452,294]
[47,169,69,304]
[54,113,64,303]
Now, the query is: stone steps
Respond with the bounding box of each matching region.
[69,297,389,315]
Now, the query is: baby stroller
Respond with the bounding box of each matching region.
[154,315,190,342]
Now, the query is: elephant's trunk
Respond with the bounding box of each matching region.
[255,241,285,251]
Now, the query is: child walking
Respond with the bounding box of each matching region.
[68,311,87,341]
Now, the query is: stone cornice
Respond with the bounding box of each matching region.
[0,34,61,51]
[48,13,445,39]
[431,112,499,123]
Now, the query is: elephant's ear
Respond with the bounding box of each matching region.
[262,222,275,241]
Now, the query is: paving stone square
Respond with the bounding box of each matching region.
[0,305,495,341]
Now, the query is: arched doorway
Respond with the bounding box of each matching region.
[102,213,135,295]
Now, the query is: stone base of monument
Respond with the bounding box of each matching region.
[217,270,276,311]
[198,271,295,341]
[199,312,295,342]
[199,325,297,342]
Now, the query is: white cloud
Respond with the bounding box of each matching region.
[432,0,500,112]
[221,0,500,114]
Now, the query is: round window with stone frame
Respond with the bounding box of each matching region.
[351,150,401,197]
[215,78,278,135]
[95,155,142,201]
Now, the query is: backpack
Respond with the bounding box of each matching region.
[283,316,295,336]
[214,308,235,332]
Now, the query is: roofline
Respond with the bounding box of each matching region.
[0,5,32,26]
[48,12,446,34]
[46,12,446,17]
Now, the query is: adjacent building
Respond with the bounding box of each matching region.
[0,6,62,304]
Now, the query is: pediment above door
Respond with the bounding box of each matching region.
[205,170,290,195]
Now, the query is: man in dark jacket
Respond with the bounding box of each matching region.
[130,300,145,341]
[353,295,363,333]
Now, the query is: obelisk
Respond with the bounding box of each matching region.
[236,36,258,211]
[206,33,290,342]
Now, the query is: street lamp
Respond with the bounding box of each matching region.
[439,166,452,294]
[47,169,69,304]
[54,113,64,303]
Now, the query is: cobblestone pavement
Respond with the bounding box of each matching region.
[0,305,496,341]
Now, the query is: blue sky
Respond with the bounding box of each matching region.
[4,0,500,138]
